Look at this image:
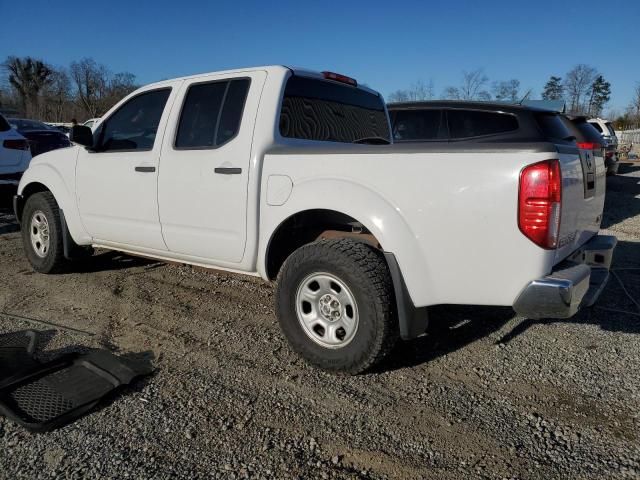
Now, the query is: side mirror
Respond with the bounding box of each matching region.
[70,125,94,148]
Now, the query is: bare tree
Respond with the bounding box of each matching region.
[460,69,489,100]
[564,64,598,114]
[42,69,72,122]
[388,79,434,103]
[630,82,640,120]
[70,58,110,118]
[4,56,54,117]
[442,86,461,99]
[492,79,520,102]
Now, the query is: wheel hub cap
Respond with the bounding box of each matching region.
[295,272,359,349]
[30,210,50,258]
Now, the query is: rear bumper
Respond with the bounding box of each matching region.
[513,235,617,319]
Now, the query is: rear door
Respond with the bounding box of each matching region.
[536,113,605,262]
[157,70,266,263]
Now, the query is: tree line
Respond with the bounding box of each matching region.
[388,64,628,120]
[0,56,139,122]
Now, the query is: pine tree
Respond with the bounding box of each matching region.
[541,76,564,100]
[588,75,611,117]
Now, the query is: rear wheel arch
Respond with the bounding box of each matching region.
[265,208,384,280]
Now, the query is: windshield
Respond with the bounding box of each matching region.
[279,75,390,144]
[8,119,54,132]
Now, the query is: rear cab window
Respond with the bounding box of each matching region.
[447,110,518,139]
[279,75,390,144]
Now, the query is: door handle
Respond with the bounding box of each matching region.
[135,166,156,173]
[214,167,242,175]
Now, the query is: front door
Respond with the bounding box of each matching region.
[76,86,177,250]
[158,70,266,263]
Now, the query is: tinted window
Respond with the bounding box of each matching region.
[589,122,603,133]
[573,121,603,143]
[175,79,250,149]
[100,89,171,152]
[217,79,250,145]
[0,115,10,132]
[535,113,573,141]
[8,119,53,132]
[448,110,518,139]
[605,122,616,136]
[391,109,446,141]
[280,75,390,143]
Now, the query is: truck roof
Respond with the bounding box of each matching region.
[144,65,381,97]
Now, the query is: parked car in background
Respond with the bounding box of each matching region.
[46,123,72,137]
[569,115,618,175]
[0,114,32,185]
[8,118,72,157]
[83,118,101,130]
[14,68,615,374]
[588,117,618,153]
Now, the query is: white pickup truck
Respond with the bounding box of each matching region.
[14,66,616,373]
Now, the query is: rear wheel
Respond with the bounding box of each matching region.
[21,192,69,273]
[276,238,398,374]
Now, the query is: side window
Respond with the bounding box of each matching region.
[100,89,171,152]
[0,115,10,132]
[175,78,250,149]
[590,122,603,133]
[536,113,573,141]
[392,109,446,141]
[448,110,519,139]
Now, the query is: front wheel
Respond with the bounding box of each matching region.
[21,192,69,273]
[276,239,398,374]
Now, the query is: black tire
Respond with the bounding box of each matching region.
[276,238,398,374]
[21,192,69,274]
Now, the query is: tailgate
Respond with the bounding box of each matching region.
[554,146,606,264]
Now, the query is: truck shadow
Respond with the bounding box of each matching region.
[380,238,640,373]
[601,164,640,230]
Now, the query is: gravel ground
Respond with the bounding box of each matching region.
[0,163,639,479]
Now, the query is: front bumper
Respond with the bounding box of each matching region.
[513,235,617,319]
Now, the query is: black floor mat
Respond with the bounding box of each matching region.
[0,331,153,432]
[0,330,39,379]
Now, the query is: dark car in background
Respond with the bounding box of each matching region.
[568,116,618,175]
[7,118,72,157]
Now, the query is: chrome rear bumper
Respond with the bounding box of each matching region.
[513,235,617,319]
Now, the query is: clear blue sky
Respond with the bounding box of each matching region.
[1,0,638,113]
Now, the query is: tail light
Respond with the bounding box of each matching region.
[321,71,357,86]
[605,151,614,159]
[3,139,29,150]
[577,142,601,150]
[518,160,562,249]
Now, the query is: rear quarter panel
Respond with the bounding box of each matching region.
[260,145,561,307]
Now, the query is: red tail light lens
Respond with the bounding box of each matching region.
[577,142,601,150]
[321,71,357,86]
[3,139,29,150]
[518,160,562,249]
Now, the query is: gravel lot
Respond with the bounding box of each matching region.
[0,163,639,480]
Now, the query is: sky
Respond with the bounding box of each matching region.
[1,0,638,114]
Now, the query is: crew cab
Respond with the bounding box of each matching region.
[14,68,616,374]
